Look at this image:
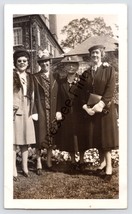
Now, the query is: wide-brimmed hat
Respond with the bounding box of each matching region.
[88,45,105,53]
[37,49,51,63]
[61,55,83,63]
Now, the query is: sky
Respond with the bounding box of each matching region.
[56,14,118,44]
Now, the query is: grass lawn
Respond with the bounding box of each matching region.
[14,161,119,199]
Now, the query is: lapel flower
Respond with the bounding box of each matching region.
[103,62,110,67]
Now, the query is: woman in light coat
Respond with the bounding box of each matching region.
[13,49,36,181]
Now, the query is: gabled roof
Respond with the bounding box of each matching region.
[65,36,118,56]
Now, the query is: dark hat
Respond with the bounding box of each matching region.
[37,49,51,63]
[88,45,105,53]
[13,48,30,60]
[61,55,83,63]
[13,48,30,67]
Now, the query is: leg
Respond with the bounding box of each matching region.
[21,145,29,176]
[36,148,42,175]
[69,152,76,164]
[36,148,42,169]
[79,152,84,164]
[105,150,112,175]
[13,145,17,178]
[47,147,52,168]
[98,149,106,170]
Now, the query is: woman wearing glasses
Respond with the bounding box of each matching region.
[13,48,36,181]
[55,56,88,171]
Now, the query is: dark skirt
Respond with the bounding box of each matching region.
[55,111,89,153]
[86,102,118,150]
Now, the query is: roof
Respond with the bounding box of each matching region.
[65,36,118,56]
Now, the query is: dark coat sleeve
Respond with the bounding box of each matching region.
[56,79,62,112]
[78,70,90,107]
[101,66,116,106]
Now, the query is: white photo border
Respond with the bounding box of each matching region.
[4,3,127,209]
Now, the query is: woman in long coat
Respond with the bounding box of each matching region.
[55,56,89,167]
[80,45,118,181]
[13,49,36,181]
[33,50,58,174]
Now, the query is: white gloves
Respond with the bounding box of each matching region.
[92,100,105,113]
[82,100,105,116]
[32,113,38,121]
[82,104,95,116]
[56,112,62,120]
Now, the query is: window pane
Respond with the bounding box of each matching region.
[13,28,22,45]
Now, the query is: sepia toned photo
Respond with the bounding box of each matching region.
[4,4,127,209]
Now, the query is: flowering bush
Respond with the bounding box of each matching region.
[16,147,119,167]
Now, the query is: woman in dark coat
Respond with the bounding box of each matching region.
[80,45,118,181]
[33,50,58,175]
[13,49,36,180]
[55,56,88,167]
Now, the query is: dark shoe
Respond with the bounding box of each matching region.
[78,163,86,172]
[36,168,42,176]
[45,165,57,172]
[94,167,106,175]
[103,174,112,182]
[68,163,79,172]
[13,176,19,182]
[22,171,29,178]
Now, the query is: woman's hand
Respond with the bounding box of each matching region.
[82,104,95,116]
[92,100,105,112]
[32,113,38,121]
[56,112,62,120]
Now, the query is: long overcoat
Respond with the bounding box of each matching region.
[80,64,118,150]
[13,69,36,145]
[55,77,89,153]
[33,70,58,149]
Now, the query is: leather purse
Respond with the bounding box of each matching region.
[87,93,102,107]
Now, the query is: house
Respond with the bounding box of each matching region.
[13,14,64,73]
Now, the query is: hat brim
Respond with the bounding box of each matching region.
[37,57,51,62]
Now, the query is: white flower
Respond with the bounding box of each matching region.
[103,62,110,67]
[38,49,50,58]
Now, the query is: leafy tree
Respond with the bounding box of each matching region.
[60,17,114,49]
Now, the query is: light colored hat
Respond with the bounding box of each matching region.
[37,49,51,62]
[61,55,83,63]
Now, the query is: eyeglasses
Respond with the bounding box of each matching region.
[45,63,49,66]
[17,60,28,63]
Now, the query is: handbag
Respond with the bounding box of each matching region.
[87,93,102,107]
[87,93,111,114]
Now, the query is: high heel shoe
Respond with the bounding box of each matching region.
[94,166,106,175]
[22,170,29,177]
[103,174,112,182]
[36,168,42,176]
[13,176,19,182]
[45,165,57,172]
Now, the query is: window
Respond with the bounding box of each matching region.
[13,27,22,45]
[50,45,52,55]
[37,26,41,46]
[47,41,50,52]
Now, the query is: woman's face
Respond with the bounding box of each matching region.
[39,60,50,73]
[65,62,79,74]
[91,49,102,64]
[16,56,29,72]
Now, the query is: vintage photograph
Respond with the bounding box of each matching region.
[4,4,127,209]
